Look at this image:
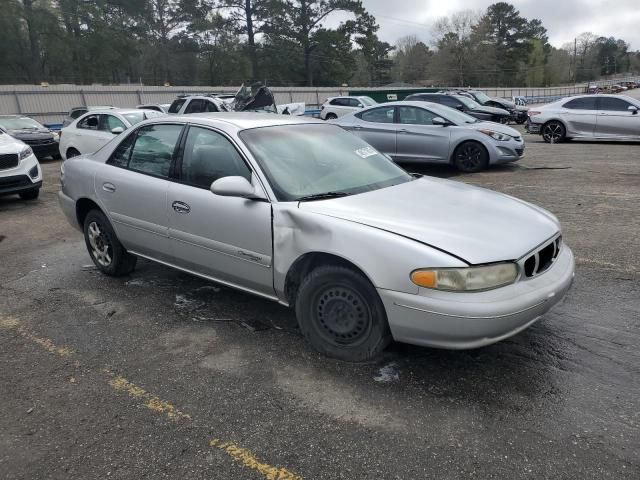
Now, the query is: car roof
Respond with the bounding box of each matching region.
[85,108,143,115]
[163,112,324,129]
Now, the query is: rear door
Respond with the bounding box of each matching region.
[395,106,451,162]
[95,123,184,260]
[595,97,640,139]
[560,97,598,137]
[349,106,397,157]
[167,125,274,296]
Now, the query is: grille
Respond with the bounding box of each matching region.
[523,236,561,277]
[23,138,55,146]
[516,148,524,156]
[0,174,30,189]
[0,154,19,170]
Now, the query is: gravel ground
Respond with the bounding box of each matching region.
[0,126,638,479]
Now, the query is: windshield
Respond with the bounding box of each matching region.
[121,111,151,126]
[360,96,377,106]
[472,91,491,104]
[428,104,479,125]
[240,124,412,202]
[455,96,481,109]
[0,116,44,130]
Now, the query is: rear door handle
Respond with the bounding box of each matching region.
[102,182,116,193]
[172,201,191,214]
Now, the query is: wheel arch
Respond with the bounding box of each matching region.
[75,197,103,229]
[449,138,490,165]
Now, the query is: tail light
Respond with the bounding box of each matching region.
[528,111,541,117]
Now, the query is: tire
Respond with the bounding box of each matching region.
[66,148,80,159]
[295,265,391,362]
[453,141,489,173]
[541,121,566,143]
[499,116,509,124]
[516,117,527,125]
[83,209,137,276]
[19,188,39,200]
[324,113,337,120]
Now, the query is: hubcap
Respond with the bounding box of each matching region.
[315,286,370,345]
[543,123,563,143]
[88,221,112,267]
[457,144,482,169]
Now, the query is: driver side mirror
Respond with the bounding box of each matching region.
[456,105,464,111]
[210,176,265,200]
[628,105,638,115]
[111,127,124,134]
[432,117,450,127]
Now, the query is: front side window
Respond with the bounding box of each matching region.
[168,98,186,114]
[348,98,362,107]
[77,114,99,130]
[179,127,251,189]
[128,124,183,178]
[359,106,395,123]
[438,96,461,108]
[205,100,219,112]
[185,99,206,114]
[239,124,411,201]
[100,114,126,132]
[598,97,633,111]
[398,106,438,125]
[563,97,597,110]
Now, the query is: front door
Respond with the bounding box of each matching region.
[395,106,452,163]
[595,96,640,139]
[95,123,184,260]
[167,125,274,297]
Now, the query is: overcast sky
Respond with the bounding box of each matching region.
[338,0,640,50]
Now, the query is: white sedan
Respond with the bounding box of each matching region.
[59,108,165,160]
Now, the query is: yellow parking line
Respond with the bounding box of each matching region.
[210,439,302,480]
[1,315,303,479]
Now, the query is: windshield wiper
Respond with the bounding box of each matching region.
[296,191,351,202]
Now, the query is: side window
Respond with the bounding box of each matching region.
[128,124,183,178]
[180,127,251,189]
[108,132,136,168]
[439,96,461,109]
[358,106,395,123]
[168,98,186,114]
[205,100,219,112]
[563,97,597,110]
[185,99,206,114]
[331,98,349,107]
[100,114,126,132]
[398,106,437,125]
[348,98,362,107]
[77,114,99,130]
[598,97,633,111]
[70,109,86,119]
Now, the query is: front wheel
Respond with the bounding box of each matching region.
[453,141,489,173]
[295,265,391,362]
[83,209,137,276]
[542,121,566,143]
[324,113,337,120]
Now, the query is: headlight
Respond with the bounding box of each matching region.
[411,263,519,292]
[18,146,33,160]
[479,129,511,141]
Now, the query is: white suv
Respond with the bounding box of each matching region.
[320,96,377,120]
[0,131,42,200]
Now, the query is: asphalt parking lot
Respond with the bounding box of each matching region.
[1,128,639,479]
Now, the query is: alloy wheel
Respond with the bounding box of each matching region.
[456,144,483,170]
[87,221,112,267]
[542,123,564,143]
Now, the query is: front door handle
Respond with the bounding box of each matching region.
[102,182,116,193]
[172,201,191,214]
[398,128,408,133]
[352,125,362,130]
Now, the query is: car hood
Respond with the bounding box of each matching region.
[473,105,510,116]
[490,97,516,110]
[467,121,521,138]
[0,133,24,152]
[299,177,559,265]
[6,128,53,140]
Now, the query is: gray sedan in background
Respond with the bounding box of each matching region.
[527,94,640,143]
[330,101,525,172]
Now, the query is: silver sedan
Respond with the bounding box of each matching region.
[527,94,640,143]
[59,113,574,361]
[330,101,525,172]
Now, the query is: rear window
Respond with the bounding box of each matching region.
[168,98,187,113]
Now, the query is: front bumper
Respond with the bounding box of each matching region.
[30,142,60,159]
[488,138,525,164]
[378,246,575,349]
[0,154,42,196]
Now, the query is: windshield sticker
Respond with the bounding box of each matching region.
[355,146,377,158]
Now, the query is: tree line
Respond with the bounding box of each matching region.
[1,1,638,87]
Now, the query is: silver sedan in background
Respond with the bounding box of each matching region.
[330,101,525,172]
[527,94,640,143]
[58,114,573,362]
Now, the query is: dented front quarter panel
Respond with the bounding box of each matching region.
[272,203,467,303]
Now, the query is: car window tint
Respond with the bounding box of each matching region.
[398,106,438,125]
[70,109,86,119]
[598,97,633,111]
[359,106,395,123]
[563,97,597,110]
[439,96,461,108]
[128,124,182,178]
[77,114,99,130]
[185,99,206,113]
[205,100,219,112]
[168,98,186,113]
[348,98,361,107]
[108,132,136,168]
[180,127,251,189]
[100,114,126,132]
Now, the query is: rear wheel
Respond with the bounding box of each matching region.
[83,209,137,276]
[295,265,391,362]
[19,188,39,200]
[542,121,566,143]
[66,148,80,159]
[453,141,489,173]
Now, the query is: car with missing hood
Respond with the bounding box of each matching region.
[0,129,42,200]
[58,113,574,361]
[405,93,511,124]
[331,101,524,172]
[0,115,60,160]
[447,90,529,124]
